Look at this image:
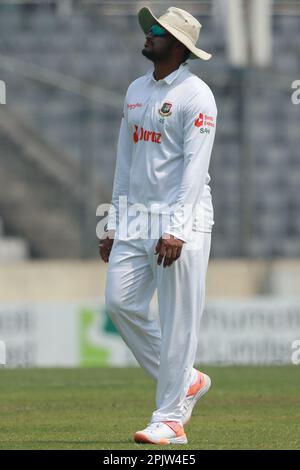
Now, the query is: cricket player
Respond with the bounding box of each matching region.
[99,6,217,445]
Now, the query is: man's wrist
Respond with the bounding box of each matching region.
[163,231,187,243]
[106,229,116,239]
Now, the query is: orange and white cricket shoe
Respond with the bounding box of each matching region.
[182,371,211,426]
[134,421,188,445]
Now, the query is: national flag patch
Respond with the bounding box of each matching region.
[159,102,173,117]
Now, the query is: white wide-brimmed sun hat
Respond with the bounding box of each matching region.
[138,6,212,61]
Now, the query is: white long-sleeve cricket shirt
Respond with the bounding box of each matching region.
[107,61,217,242]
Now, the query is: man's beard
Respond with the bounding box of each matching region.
[142,42,175,62]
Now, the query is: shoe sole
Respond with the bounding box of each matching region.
[182,373,211,426]
[134,432,188,445]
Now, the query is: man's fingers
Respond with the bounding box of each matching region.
[156,235,184,267]
[164,246,180,267]
[174,245,182,261]
[99,236,114,263]
[103,248,109,263]
[169,246,179,266]
[164,245,184,267]
[155,238,161,254]
[163,247,173,267]
[99,243,111,263]
[100,247,107,262]
[157,255,163,265]
[157,243,166,265]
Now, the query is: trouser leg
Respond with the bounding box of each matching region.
[149,231,211,424]
[105,237,161,380]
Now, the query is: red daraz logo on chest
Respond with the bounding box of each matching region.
[133,125,162,144]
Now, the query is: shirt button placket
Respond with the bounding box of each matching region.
[144,85,157,127]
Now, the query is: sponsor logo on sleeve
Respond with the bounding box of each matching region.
[194,113,215,133]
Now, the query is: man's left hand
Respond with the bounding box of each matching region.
[155,234,184,268]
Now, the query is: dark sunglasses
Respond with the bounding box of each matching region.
[148,24,168,37]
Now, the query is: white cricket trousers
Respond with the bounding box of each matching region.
[105,229,211,425]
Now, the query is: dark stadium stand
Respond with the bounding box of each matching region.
[0,215,28,261]
[0,2,299,258]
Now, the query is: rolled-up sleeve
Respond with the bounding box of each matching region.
[164,91,217,242]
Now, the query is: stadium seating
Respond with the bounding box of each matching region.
[0,216,29,261]
[0,3,299,258]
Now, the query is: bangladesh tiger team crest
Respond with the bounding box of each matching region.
[159,102,173,117]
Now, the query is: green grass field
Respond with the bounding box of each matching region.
[0,366,299,450]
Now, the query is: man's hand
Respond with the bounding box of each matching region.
[99,230,115,263]
[155,233,184,268]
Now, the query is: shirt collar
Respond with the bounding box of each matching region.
[146,62,189,86]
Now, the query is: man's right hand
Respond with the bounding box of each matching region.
[99,230,115,263]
